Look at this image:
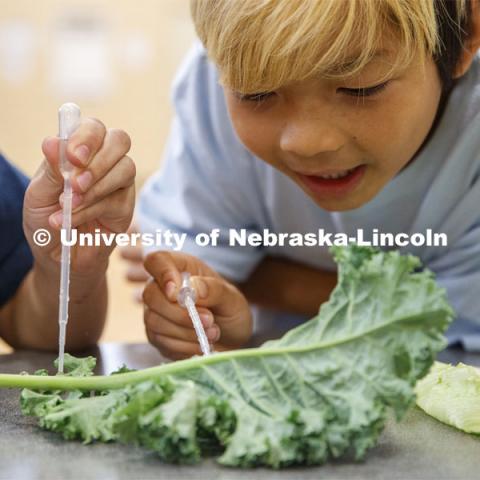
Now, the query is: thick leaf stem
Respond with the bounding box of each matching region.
[0,308,446,391]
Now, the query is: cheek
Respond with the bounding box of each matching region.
[226,99,280,165]
[359,79,441,175]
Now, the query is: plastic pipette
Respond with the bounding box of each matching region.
[177,273,211,356]
[57,103,81,374]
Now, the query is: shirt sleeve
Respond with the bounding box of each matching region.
[425,176,480,352]
[137,43,267,282]
[0,154,33,308]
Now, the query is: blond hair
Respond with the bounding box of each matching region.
[190,0,467,93]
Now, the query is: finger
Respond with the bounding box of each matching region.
[150,333,204,360]
[142,280,214,329]
[143,280,187,325]
[144,311,199,343]
[145,323,201,360]
[126,262,149,282]
[49,185,134,230]
[145,328,178,360]
[59,155,135,211]
[71,130,132,194]
[34,118,107,204]
[145,309,220,343]
[144,251,219,301]
[58,191,84,211]
[120,244,144,262]
[73,155,136,205]
[65,117,107,168]
[144,252,190,301]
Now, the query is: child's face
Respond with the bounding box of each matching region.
[224,50,443,211]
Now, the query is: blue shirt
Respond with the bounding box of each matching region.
[139,43,480,351]
[0,154,33,308]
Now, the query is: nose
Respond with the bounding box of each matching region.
[279,108,348,159]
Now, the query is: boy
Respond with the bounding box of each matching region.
[138,0,480,359]
[0,119,135,350]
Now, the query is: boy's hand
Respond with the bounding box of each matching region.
[23,118,136,276]
[143,251,253,360]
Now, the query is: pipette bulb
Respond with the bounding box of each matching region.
[58,103,81,139]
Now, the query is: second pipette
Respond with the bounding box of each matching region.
[178,272,212,356]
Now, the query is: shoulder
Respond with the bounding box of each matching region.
[171,41,224,124]
[172,42,215,96]
[429,56,480,180]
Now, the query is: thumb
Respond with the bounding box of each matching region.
[25,137,69,209]
[144,251,219,302]
[41,136,64,188]
[191,276,252,348]
[27,137,65,207]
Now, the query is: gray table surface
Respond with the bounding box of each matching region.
[0,343,479,480]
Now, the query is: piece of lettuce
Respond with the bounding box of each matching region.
[416,362,480,434]
[0,246,454,467]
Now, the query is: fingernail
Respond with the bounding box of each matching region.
[165,281,176,300]
[50,212,63,228]
[193,278,208,299]
[200,313,213,328]
[76,171,93,192]
[75,145,90,165]
[207,325,220,342]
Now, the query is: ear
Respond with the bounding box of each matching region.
[454,0,480,78]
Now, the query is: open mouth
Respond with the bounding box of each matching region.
[316,167,357,179]
[296,165,367,199]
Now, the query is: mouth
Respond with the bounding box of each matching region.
[295,165,367,199]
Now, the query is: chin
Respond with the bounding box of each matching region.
[309,195,368,212]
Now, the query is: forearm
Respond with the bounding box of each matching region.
[238,256,337,317]
[0,261,108,351]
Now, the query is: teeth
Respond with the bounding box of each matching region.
[319,168,354,180]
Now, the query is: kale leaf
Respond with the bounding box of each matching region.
[0,246,454,467]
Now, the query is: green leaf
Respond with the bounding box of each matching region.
[53,354,96,377]
[416,362,480,434]
[1,246,454,467]
[36,391,128,443]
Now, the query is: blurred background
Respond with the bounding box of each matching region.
[0,0,196,352]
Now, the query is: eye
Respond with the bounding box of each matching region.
[236,91,276,103]
[338,81,389,97]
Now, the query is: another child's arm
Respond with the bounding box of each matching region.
[143,251,252,360]
[238,257,337,317]
[0,119,135,351]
